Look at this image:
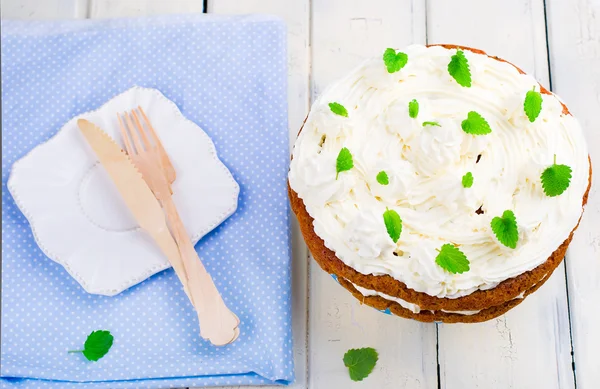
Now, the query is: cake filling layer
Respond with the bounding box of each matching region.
[351,283,480,315]
[289,45,589,298]
[350,281,528,315]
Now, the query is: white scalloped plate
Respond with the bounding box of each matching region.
[8,87,239,296]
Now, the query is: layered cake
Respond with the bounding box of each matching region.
[288,44,592,323]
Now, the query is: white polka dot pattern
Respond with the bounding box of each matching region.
[1,15,293,388]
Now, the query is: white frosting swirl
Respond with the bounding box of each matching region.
[289,45,589,298]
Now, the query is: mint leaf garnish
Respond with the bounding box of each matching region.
[383,208,402,243]
[448,49,472,87]
[376,171,389,185]
[491,210,519,249]
[336,147,354,179]
[408,99,419,118]
[329,102,348,117]
[524,87,543,122]
[541,154,572,197]
[435,244,470,274]
[423,121,441,127]
[343,347,379,382]
[383,48,408,73]
[69,330,113,362]
[461,111,492,135]
[462,172,474,188]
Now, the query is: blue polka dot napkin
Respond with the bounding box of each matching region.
[1,14,293,388]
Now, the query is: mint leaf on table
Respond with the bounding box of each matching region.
[422,121,441,127]
[461,111,492,135]
[462,172,474,188]
[69,330,114,362]
[408,99,419,118]
[376,170,389,185]
[524,87,543,122]
[383,48,408,73]
[329,102,348,117]
[336,147,354,179]
[541,155,572,197]
[435,244,470,274]
[448,49,472,87]
[491,210,519,249]
[343,347,379,382]
[383,208,402,243]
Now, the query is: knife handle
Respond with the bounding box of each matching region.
[162,196,239,346]
[152,225,192,302]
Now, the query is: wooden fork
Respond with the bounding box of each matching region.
[118,108,239,346]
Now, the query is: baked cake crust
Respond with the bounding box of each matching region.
[289,45,592,322]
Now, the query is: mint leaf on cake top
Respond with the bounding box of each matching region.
[448,49,472,87]
[524,87,543,122]
[541,154,572,197]
[423,121,441,127]
[376,170,389,185]
[383,208,402,243]
[462,172,474,188]
[343,347,379,382]
[461,111,492,135]
[408,99,419,118]
[336,147,354,179]
[435,244,470,274]
[69,330,114,362]
[329,102,348,117]
[491,210,519,249]
[383,48,408,73]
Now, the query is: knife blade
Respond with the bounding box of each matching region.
[77,119,191,300]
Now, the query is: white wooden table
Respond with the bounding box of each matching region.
[2,1,599,388]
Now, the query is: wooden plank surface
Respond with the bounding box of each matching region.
[309,1,438,389]
[546,1,600,388]
[2,0,599,388]
[207,1,311,387]
[1,0,87,19]
[89,0,204,18]
[427,1,576,388]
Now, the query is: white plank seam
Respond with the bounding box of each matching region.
[435,325,441,389]
[562,261,579,388]
[542,0,554,90]
[542,0,578,385]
